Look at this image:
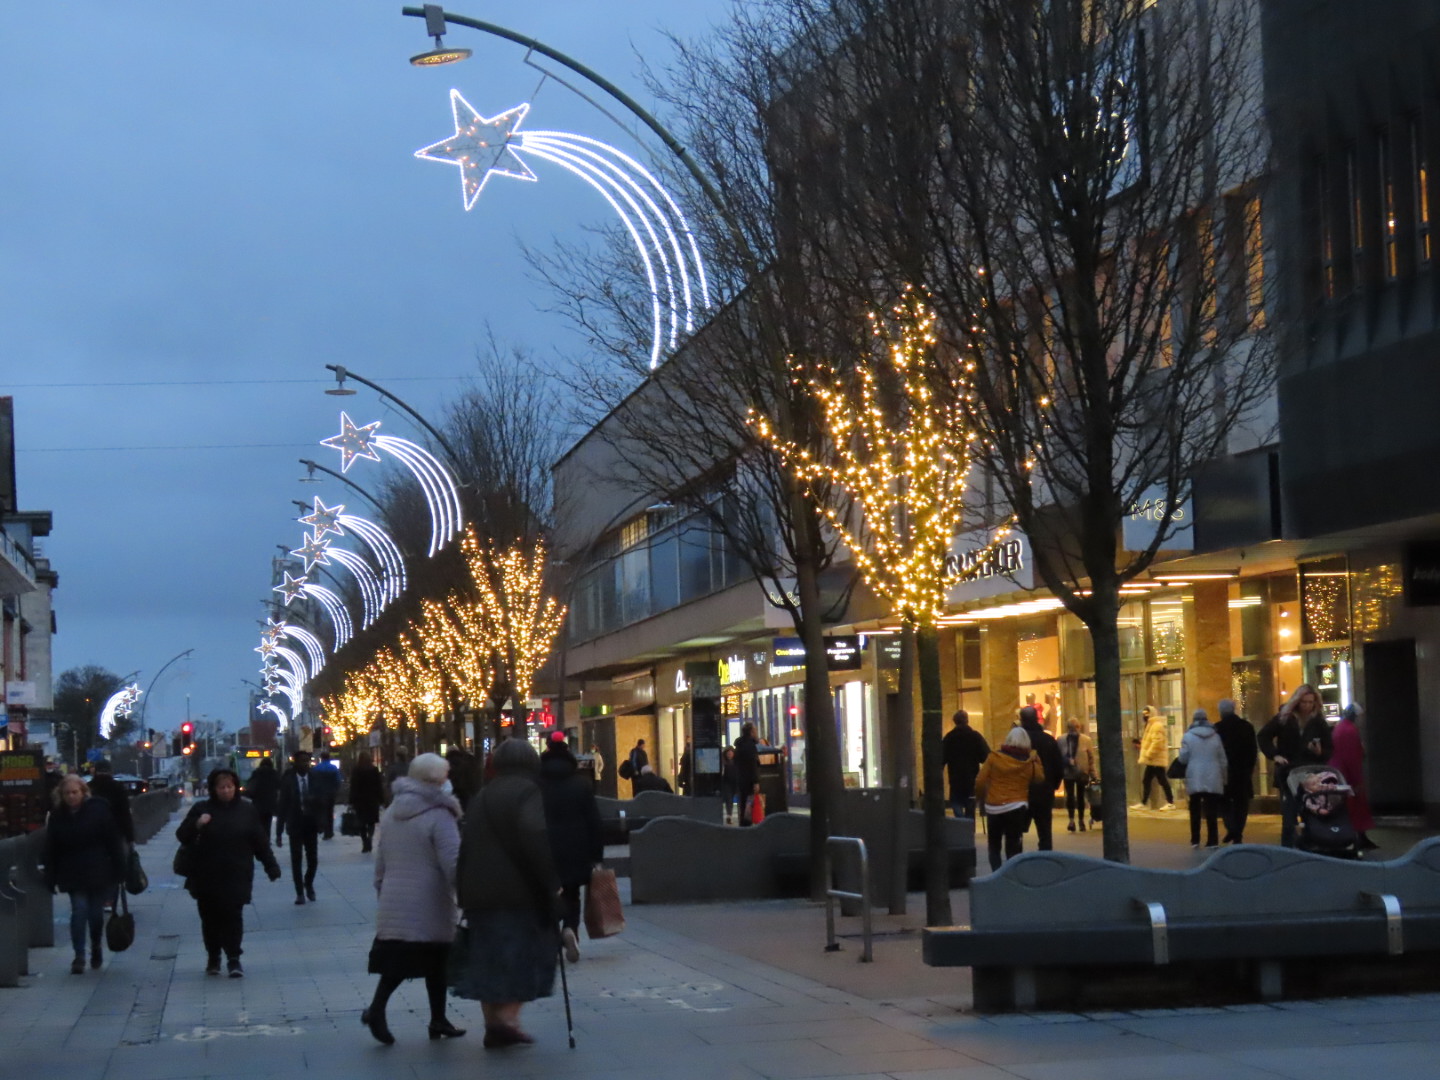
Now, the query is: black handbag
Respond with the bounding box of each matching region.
[1166,756,1187,780]
[125,849,148,895]
[106,890,135,952]
[172,842,196,878]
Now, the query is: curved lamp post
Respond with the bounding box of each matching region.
[137,648,193,734]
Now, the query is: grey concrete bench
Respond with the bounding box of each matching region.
[132,788,182,844]
[923,839,1440,1011]
[629,813,811,902]
[597,792,722,844]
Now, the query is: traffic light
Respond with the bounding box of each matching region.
[180,722,194,751]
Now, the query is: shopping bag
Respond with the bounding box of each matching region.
[106,891,135,953]
[584,865,625,939]
[749,793,766,825]
[1166,756,1187,780]
[1085,781,1104,812]
[124,850,148,895]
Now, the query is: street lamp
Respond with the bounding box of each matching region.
[322,364,463,473]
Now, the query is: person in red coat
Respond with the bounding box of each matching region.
[1330,703,1378,849]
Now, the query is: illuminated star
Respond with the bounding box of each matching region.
[264,617,288,643]
[291,532,332,573]
[414,92,535,211]
[299,497,345,540]
[255,638,278,658]
[320,412,383,473]
[273,571,309,606]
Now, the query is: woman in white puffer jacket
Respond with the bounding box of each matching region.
[1178,709,1228,850]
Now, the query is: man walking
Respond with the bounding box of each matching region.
[312,751,342,840]
[941,709,990,818]
[628,739,649,779]
[1019,706,1064,851]
[245,756,281,848]
[277,751,324,904]
[1214,698,1258,843]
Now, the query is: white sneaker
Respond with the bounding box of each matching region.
[1160,803,1176,811]
[1128,803,1146,811]
[561,926,580,964]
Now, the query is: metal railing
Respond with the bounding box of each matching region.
[823,836,873,963]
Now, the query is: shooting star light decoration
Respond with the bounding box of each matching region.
[415,90,710,369]
[98,684,143,740]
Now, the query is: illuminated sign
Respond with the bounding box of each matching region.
[824,636,862,672]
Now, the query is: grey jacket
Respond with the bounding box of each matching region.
[374,777,462,943]
[1178,722,1227,795]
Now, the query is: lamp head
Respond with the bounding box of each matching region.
[325,365,356,396]
[410,4,471,66]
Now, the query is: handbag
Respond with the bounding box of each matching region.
[339,808,360,836]
[1085,780,1104,811]
[1166,756,1187,780]
[584,865,625,939]
[172,842,196,878]
[125,849,148,895]
[445,922,470,988]
[106,890,135,952]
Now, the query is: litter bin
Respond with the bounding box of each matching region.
[757,748,788,815]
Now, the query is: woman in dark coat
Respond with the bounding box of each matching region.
[349,751,384,853]
[176,768,281,977]
[245,756,282,847]
[45,774,126,974]
[538,734,603,965]
[453,737,560,1049]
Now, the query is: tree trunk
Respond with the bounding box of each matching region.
[887,626,916,915]
[916,624,952,925]
[1088,588,1131,864]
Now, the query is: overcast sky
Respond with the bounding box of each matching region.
[0,1,727,735]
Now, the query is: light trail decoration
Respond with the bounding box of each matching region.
[301,582,355,648]
[415,90,710,369]
[98,684,142,740]
[320,415,462,558]
[256,700,289,731]
[328,547,384,628]
[280,623,328,677]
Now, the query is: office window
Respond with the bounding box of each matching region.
[1414,120,1431,265]
[1318,160,1337,301]
[1380,132,1398,280]
[1348,149,1365,288]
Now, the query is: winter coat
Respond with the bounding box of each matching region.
[975,747,1044,809]
[1138,717,1171,767]
[1330,717,1375,832]
[349,761,384,826]
[175,795,280,904]
[1060,731,1096,779]
[374,777,462,943]
[942,725,991,801]
[732,734,761,793]
[457,774,559,921]
[88,774,135,844]
[44,796,125,894]
[1258,711,1332,786]
[632,770,673,795]
[1177,721,1227,795]
[538,749,604,889]
[1213,713,1258,791]
[1021,719,1065,789]
[245,761,281,816]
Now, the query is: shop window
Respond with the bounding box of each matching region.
[1147,595,1186,666]
[1350,560,1403,638]
[1118,600,1146,665]
[1300,556,1350,645]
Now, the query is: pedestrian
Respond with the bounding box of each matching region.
[277,750,326,903]
[942,709,990,819]
[720,747,738,824]
[349,751,384,853]
[362,753,465,1045]
[44,775,126,974]
[732,722,762,826]
[245,756,282,848]
[1330,703,1378,850]
[383,745,412,806]
[445,747,479,810]
[1019,706,1063,850]
[677,739,693,796]
[452,737,561,1050]
[1258,684,1332,847]
[627,738,649,784]
[175,768,282,977]
[632,764,674,794]
[538,732,603,966]
[1177,709,1227,848]
[1131,707,1177,811]
[1213,699,1257,843]
[1059,719,1096,833]
[975,726,1043,872]
[590,745,605,788]
[88,759,135,850]
[312,750,342,840]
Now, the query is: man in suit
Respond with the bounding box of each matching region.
[277,751,324,904]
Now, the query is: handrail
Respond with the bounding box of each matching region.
[823,836,872,963]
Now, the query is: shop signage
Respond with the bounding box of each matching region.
[4,682,35,707]
[770,637,806,675]
[825,635,863,671]
[1405,541,1440,606]
[1122,486,1194,551]
[686,661,722,795]
[944,530,1034,603]
[674,668,690,694]
[874,635,903,670]
[719,654,748,685]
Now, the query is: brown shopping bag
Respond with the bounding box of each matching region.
[584,865,625,939]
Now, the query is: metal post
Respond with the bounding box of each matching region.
[823,837,872,962]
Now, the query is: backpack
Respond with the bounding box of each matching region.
[618,759,634,781]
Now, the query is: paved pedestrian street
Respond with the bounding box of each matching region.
[6,803,1440,1079]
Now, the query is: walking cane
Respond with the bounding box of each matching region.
[557,936,576,1048]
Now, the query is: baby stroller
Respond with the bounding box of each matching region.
[1287,764,1360,859]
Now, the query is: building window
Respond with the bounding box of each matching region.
[1225,191,1266,330]
[1413,120,1431,266]
[1318,160,1337,301]
[1380,132,1399,279]
[1347,149,1365,289]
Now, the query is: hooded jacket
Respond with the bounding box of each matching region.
[1177,719,1227,794]
[176,793,279,903]
[538,748,604,888]
[374,776,462,942]
[975,747,1044,809]
[1138,716,1171,767]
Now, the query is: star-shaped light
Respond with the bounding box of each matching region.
[291,532,332,573]
[255,638,278,658]
[414,92,535,211]
[298,497,345,540]
[263,616,288,643]
[273,571,309,606]
[320,412,382,473]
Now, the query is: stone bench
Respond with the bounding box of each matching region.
[597,792,722,845]
[923,839,1440,1012]
[629,813,812,902]
[132,788,182,844]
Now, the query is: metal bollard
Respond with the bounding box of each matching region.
[16,834,53,948]
[0,882,23,986]
[823,837,873,963]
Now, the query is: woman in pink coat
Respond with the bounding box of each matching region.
[1330,704,1378,849]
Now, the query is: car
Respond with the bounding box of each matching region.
[148,776,170,790]
[112,774,149,796]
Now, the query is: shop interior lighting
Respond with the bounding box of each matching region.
[1228,595,1263,608]
[1152,571,1237,580]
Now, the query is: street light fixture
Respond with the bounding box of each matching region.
[409,3,472,66]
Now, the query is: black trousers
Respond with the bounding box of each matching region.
[560,883,582,933]
[288,819,319,893]
[986,807,1029,871]
[1141,766,1174,805]
[1029,787,1056,851]
[1063,777,1089,821]
[197,896,245,961]
[359,817,375,851]
[1222,782,1252,841]
[257,812,274,845]
[1188,792,1221,846]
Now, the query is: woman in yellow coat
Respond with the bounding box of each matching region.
[974,726,1044,872]
[1132,707,1176,810]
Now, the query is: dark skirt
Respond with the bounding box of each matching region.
[368,938,449,980]
[449,908,557,1003]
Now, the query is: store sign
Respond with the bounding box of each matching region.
[674,669,690,694]
[944,530,1034,603]
[770,637,806,675]
[825,635,863,671]
[1405,541,1440,606]
[1122,486,1194,552]
[719,654,748,686]
[873,635,903,670]
[4,682,35,707]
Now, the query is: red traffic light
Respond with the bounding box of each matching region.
[181,722,194,734]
